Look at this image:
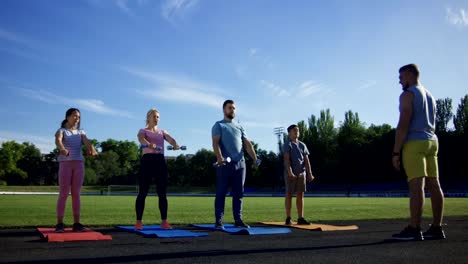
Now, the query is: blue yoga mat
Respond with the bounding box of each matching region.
[116,225,208,238]
[191,224,291,235]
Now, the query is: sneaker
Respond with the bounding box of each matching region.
[72,223,86,232]
[215,221,225,230]
[55,223,65,233]
[297,217,311,225]
[234,220,250,228]
[285,217,292,225]
[134,221,143,231]
[423,225,446,240]
[160,221,173,230]
[392,226,424,241]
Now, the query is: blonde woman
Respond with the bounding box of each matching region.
[135,109,180,230]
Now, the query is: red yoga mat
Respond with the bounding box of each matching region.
[37,228,112,242]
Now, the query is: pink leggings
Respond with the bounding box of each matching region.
[56,160,84,218]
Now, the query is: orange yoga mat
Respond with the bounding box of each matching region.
[37,228,112,242]
[259,222,359,231]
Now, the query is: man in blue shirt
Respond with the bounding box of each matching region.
[212,99,258,229]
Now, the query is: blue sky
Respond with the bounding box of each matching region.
[1,0,467,154]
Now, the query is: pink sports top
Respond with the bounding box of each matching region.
[139,128,168,155]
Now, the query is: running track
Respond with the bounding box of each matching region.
[1,217,467,264]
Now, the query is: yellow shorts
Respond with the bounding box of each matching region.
[402,140,439,182]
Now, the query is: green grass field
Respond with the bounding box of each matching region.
[0,195,467,228]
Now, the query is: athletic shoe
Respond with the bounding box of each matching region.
[392,226,424,241]
[423,225,446,240]
[160,221,173,230]
[285,217,292,225]
[297,218,311,225]
[72,223,86,232]
[215,221,225,230]
[134,221,143,231]
[234,220,250,228]
[55,223,65,233]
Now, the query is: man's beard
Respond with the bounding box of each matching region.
[226,113,235,119]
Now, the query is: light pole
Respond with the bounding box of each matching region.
[273,127,284,154]
[273,127,285,192]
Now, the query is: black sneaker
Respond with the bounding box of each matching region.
[423,225,446,240]
[215,221,225,230]
[55,223,65,233]
[72,223,86,232]
[392,226,424,241]
[285,217,292,225]
[234,220,250,228]
[297,217,310,225]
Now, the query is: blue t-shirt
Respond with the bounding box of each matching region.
[283,139,310,175]
[211,119,247,162]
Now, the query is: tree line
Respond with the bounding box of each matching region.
[1,95,467,189]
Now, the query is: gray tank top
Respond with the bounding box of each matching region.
[57,128,85,162]
[404,85,437,142]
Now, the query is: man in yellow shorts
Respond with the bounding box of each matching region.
[392,64,446,241]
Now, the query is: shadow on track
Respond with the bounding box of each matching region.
[6,239,402,264]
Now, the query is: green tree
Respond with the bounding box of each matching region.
[91,150,120,185]
[435,98,453,133]
[0,141,27,185]
[16,142,43,185]
[453,95,468,134]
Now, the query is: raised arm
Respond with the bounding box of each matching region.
[137,130,156,149]
[164,133,180,150]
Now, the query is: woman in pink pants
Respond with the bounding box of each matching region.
[54,108,97,233]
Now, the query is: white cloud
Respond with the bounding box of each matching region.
[0,131,55,154]
[161,0,199,23]
[114,0,135,16]
[18,88,134,118]
[124,68,227,109]
[260,80,291,97]
[298,81,325,97]
[446,8,468,27]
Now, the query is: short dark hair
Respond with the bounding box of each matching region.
[399,64,420,79]
[287,124,298,132]
[223,99,235,109]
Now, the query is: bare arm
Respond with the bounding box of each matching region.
[137,131,157,149]
[242,138,258,164]
[283,152,296,179]
[212,135,224,165]
[55,130,68,156]
[81,134,98,156]
[393,92,413,170]
[304,155,314,182]
[164,133,180,150]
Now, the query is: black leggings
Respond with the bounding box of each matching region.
[135,154,168,221]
